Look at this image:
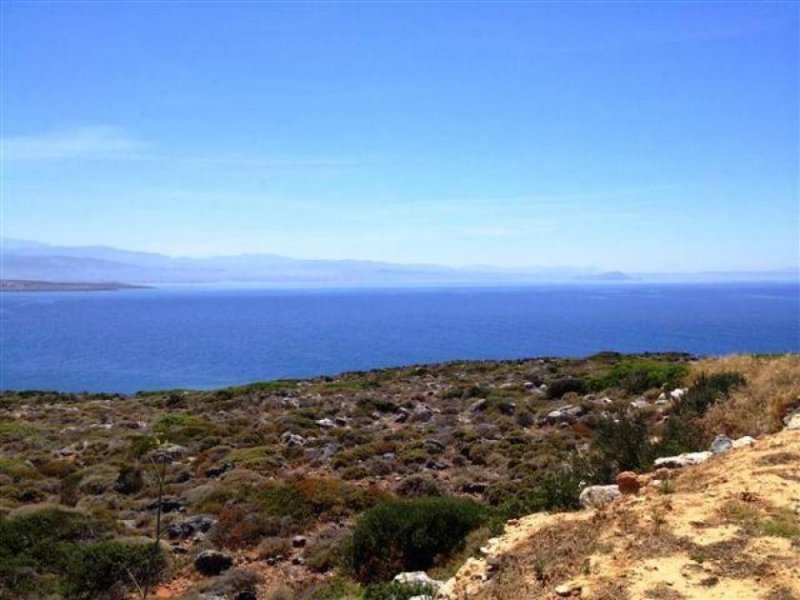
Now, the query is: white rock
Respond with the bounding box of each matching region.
[785,412,800,431]
[393,571,445,589]
[670,388,686,400]
[654,451,712,469]
[579,484,621,509]
[710,434,733,454]
[732,435,756,448]
[315,418,335,429]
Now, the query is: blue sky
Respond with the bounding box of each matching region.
[1,1,797,272]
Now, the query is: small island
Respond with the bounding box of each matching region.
[0,279,150,292]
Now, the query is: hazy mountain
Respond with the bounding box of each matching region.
[0,238,602,286]
[1,239,795,287]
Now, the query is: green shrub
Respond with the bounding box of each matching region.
[351,496,487,583]
[0,507,165,599]
[546,378,587,399]
[592,411,653,475]
[363,582,436,600]
[676,372,746,417]
[63,539,166,599]
[589,360,689,394]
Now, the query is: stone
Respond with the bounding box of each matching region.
[615,471,641,495]
[280,431,306,447]
[630,398,650,409]
[710,434,733,455]
[462,481,488,494]
[579,485,621,509]
[784,410,800,431]
[194,550,233,576]
[151,443,189,463]
[393,571,445,589]
[411,403,434,422]
[470,398,489,413]
[670,388,686,400]
[732,436,756,449]
[205,461,234,478]
[316,418,336,429]
[425,439,446,452]
[654,451,712,469]
[148,496,186,513]
[167,515,217,540]
[292,535,307,548]
[234,592,258,600]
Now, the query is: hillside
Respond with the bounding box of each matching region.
[0,353,797,599]
[441,427,800,599]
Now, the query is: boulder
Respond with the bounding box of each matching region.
[147,496,186,513]
[710,434,733,455]
[579,485,621,509]
[670,388,686,400]
[195,550,233,576]
[205,461,234,478]
[316,418,336,429]
[167,515,217,540]
[280,431,306,447]
[732,435,756,448]
[615,471,641,495]
[292,535,307,548]
[151,443,189,463]
[784,410,800,431]
[393,571,445,589]
[411,403,434,422]
[654,451,712,469]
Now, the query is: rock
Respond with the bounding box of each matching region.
[615,471,641,495]
[205,461,235,478]
[654,451,712,469]
[292,535,307,548]
[425,439,446,452]
[411,403,434,422]
[710,434,733,455]
[425,460,449,471]
[234,592,257,600]
[732,435,756,448]
[470,399,489,413]
[316,418,336,429]
[555,583,581,597]
[546,405,585,424]
[395,408,410,423]
[148,496,186,513]
[334,416,348,426]
[167,515,217,540]
[579,485,621,509]
[498,402,516,416]
[151,443,189,463]
[408,596,433,600]
[194,550,233,576]
[670,388,686,400]
[280,431,306,447]
[462,482,488,494]
[784,410,800,431]
[393,571,445,589]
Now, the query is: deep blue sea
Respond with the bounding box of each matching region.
[1,283,798,393]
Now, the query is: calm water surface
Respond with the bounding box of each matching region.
[1,283,798,393]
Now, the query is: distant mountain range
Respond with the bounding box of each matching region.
[0,239,795,287]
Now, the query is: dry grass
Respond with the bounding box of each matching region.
[693,355,800,437]
[477,519,598,599]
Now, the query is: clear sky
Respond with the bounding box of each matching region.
[1,1,797,272]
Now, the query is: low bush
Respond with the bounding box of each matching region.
[351,496,487,583]
[589,359,689,394]
[592,411,653,475]
[0,507,165,599]
[546,378,587,399]
[363,582,436,600]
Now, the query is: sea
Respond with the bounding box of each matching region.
[1,283,798,393]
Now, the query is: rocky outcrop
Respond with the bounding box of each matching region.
[194,550,233,576]
[578,484,621,509]
[654,451,712,469]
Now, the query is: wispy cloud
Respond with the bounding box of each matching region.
[1,126,149,161]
